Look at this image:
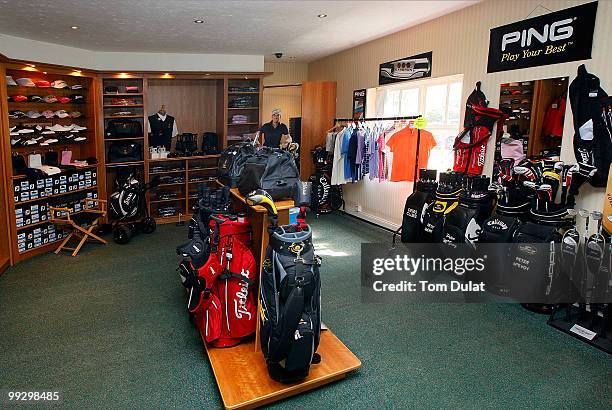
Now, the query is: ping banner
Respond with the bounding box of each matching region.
[487,1,598,73]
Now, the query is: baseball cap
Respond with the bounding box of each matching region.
[509,82,520,87]
[104,86,119,94]
[70,94,85,102]
[29,95,43,102]
[271,108,281,116]
[10,95,28,102]
[54,110,69,118]
[43,95,58,103]
[71,84,84,90]
[16,78,36,87]
[35,80,51,88]
[6,76,18,86]
[26,110,42,118]
[125,86,139,93]
[41,110,55,118]
[56,96,71,104]
[69,111,82,118]
[9,110,27,118]
[50,80,69,89]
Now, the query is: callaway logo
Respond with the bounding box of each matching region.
[234,269,252,320]
[501,18,574,51]
[263,258,272,270]
[288,242,305,254]
[487,219,508,230]
[294,330,303,340]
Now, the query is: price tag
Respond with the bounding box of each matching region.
[569,324,597,340]
[414,117,428,129]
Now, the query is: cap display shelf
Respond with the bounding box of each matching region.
[1,63,102,265]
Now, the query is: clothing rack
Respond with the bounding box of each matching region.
[333,115,424,186]
[334,115,421,122]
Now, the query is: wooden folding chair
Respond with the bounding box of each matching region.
[50,198,108,257]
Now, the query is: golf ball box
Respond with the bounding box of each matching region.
[17,223,65,254]
[14,191,98,230]
[13,169,97,204]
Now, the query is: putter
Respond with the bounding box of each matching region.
[562,208,581,321]
[584,211,605,330]
[578,208,590,321]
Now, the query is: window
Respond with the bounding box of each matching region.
[373,74,464,172]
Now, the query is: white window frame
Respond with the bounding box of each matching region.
[369,74,464,172]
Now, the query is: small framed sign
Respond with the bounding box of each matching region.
[379,51,432,85]
[353,89,366,120]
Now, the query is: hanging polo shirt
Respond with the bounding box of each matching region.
[386,127,436,182]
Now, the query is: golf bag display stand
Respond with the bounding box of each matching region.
[247,184,323,383]
[547,211,612,354]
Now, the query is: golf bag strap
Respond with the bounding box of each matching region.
[218,269,256,285]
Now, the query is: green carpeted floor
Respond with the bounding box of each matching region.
[1,213,610,409]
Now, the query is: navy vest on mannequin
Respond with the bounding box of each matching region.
[148,114,175,150]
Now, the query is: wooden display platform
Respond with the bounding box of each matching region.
[203,181,360,408]
[205,330,361,409]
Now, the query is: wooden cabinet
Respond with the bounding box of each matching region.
[300,81,337,178]
[1,62,102,264]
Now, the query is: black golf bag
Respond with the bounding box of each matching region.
[442,175,494,248]
[398,169,437,243]
[568,65,611,193]
[110,172,144,220]
[217,142,257,187]
[237,148,300,200]
[422,171,463,243]
[259,224,322,383]
[309,146,333,215]
[508,222,562,302]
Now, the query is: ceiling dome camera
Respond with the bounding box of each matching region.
[275,52,283,59]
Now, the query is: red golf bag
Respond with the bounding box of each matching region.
[454,83,506,175]
[187,214,258,348]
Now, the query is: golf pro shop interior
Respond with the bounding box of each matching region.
[0,1,611,408]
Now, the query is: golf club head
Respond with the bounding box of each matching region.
[591,211,603,222]
[566,208,578,217]
[578,208,589,219]
[246,189,278,215]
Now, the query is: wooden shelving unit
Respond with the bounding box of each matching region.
[0,62,102,264]
[146,155,219,223]
[100,76,146,222]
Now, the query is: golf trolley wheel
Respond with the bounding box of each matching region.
[141,217,157,234]
[113,225,133,244]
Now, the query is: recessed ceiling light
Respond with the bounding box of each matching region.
[27,64,35,67]
[71,26,78,30]
[194,19,204,24]
[317,14,327,18]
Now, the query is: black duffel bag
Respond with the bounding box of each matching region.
[217,142,257,187]
[106,119,143,138]
[107,141,143,163]
[238,148,300,200]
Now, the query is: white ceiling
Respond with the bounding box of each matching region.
[0,0,478,62]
